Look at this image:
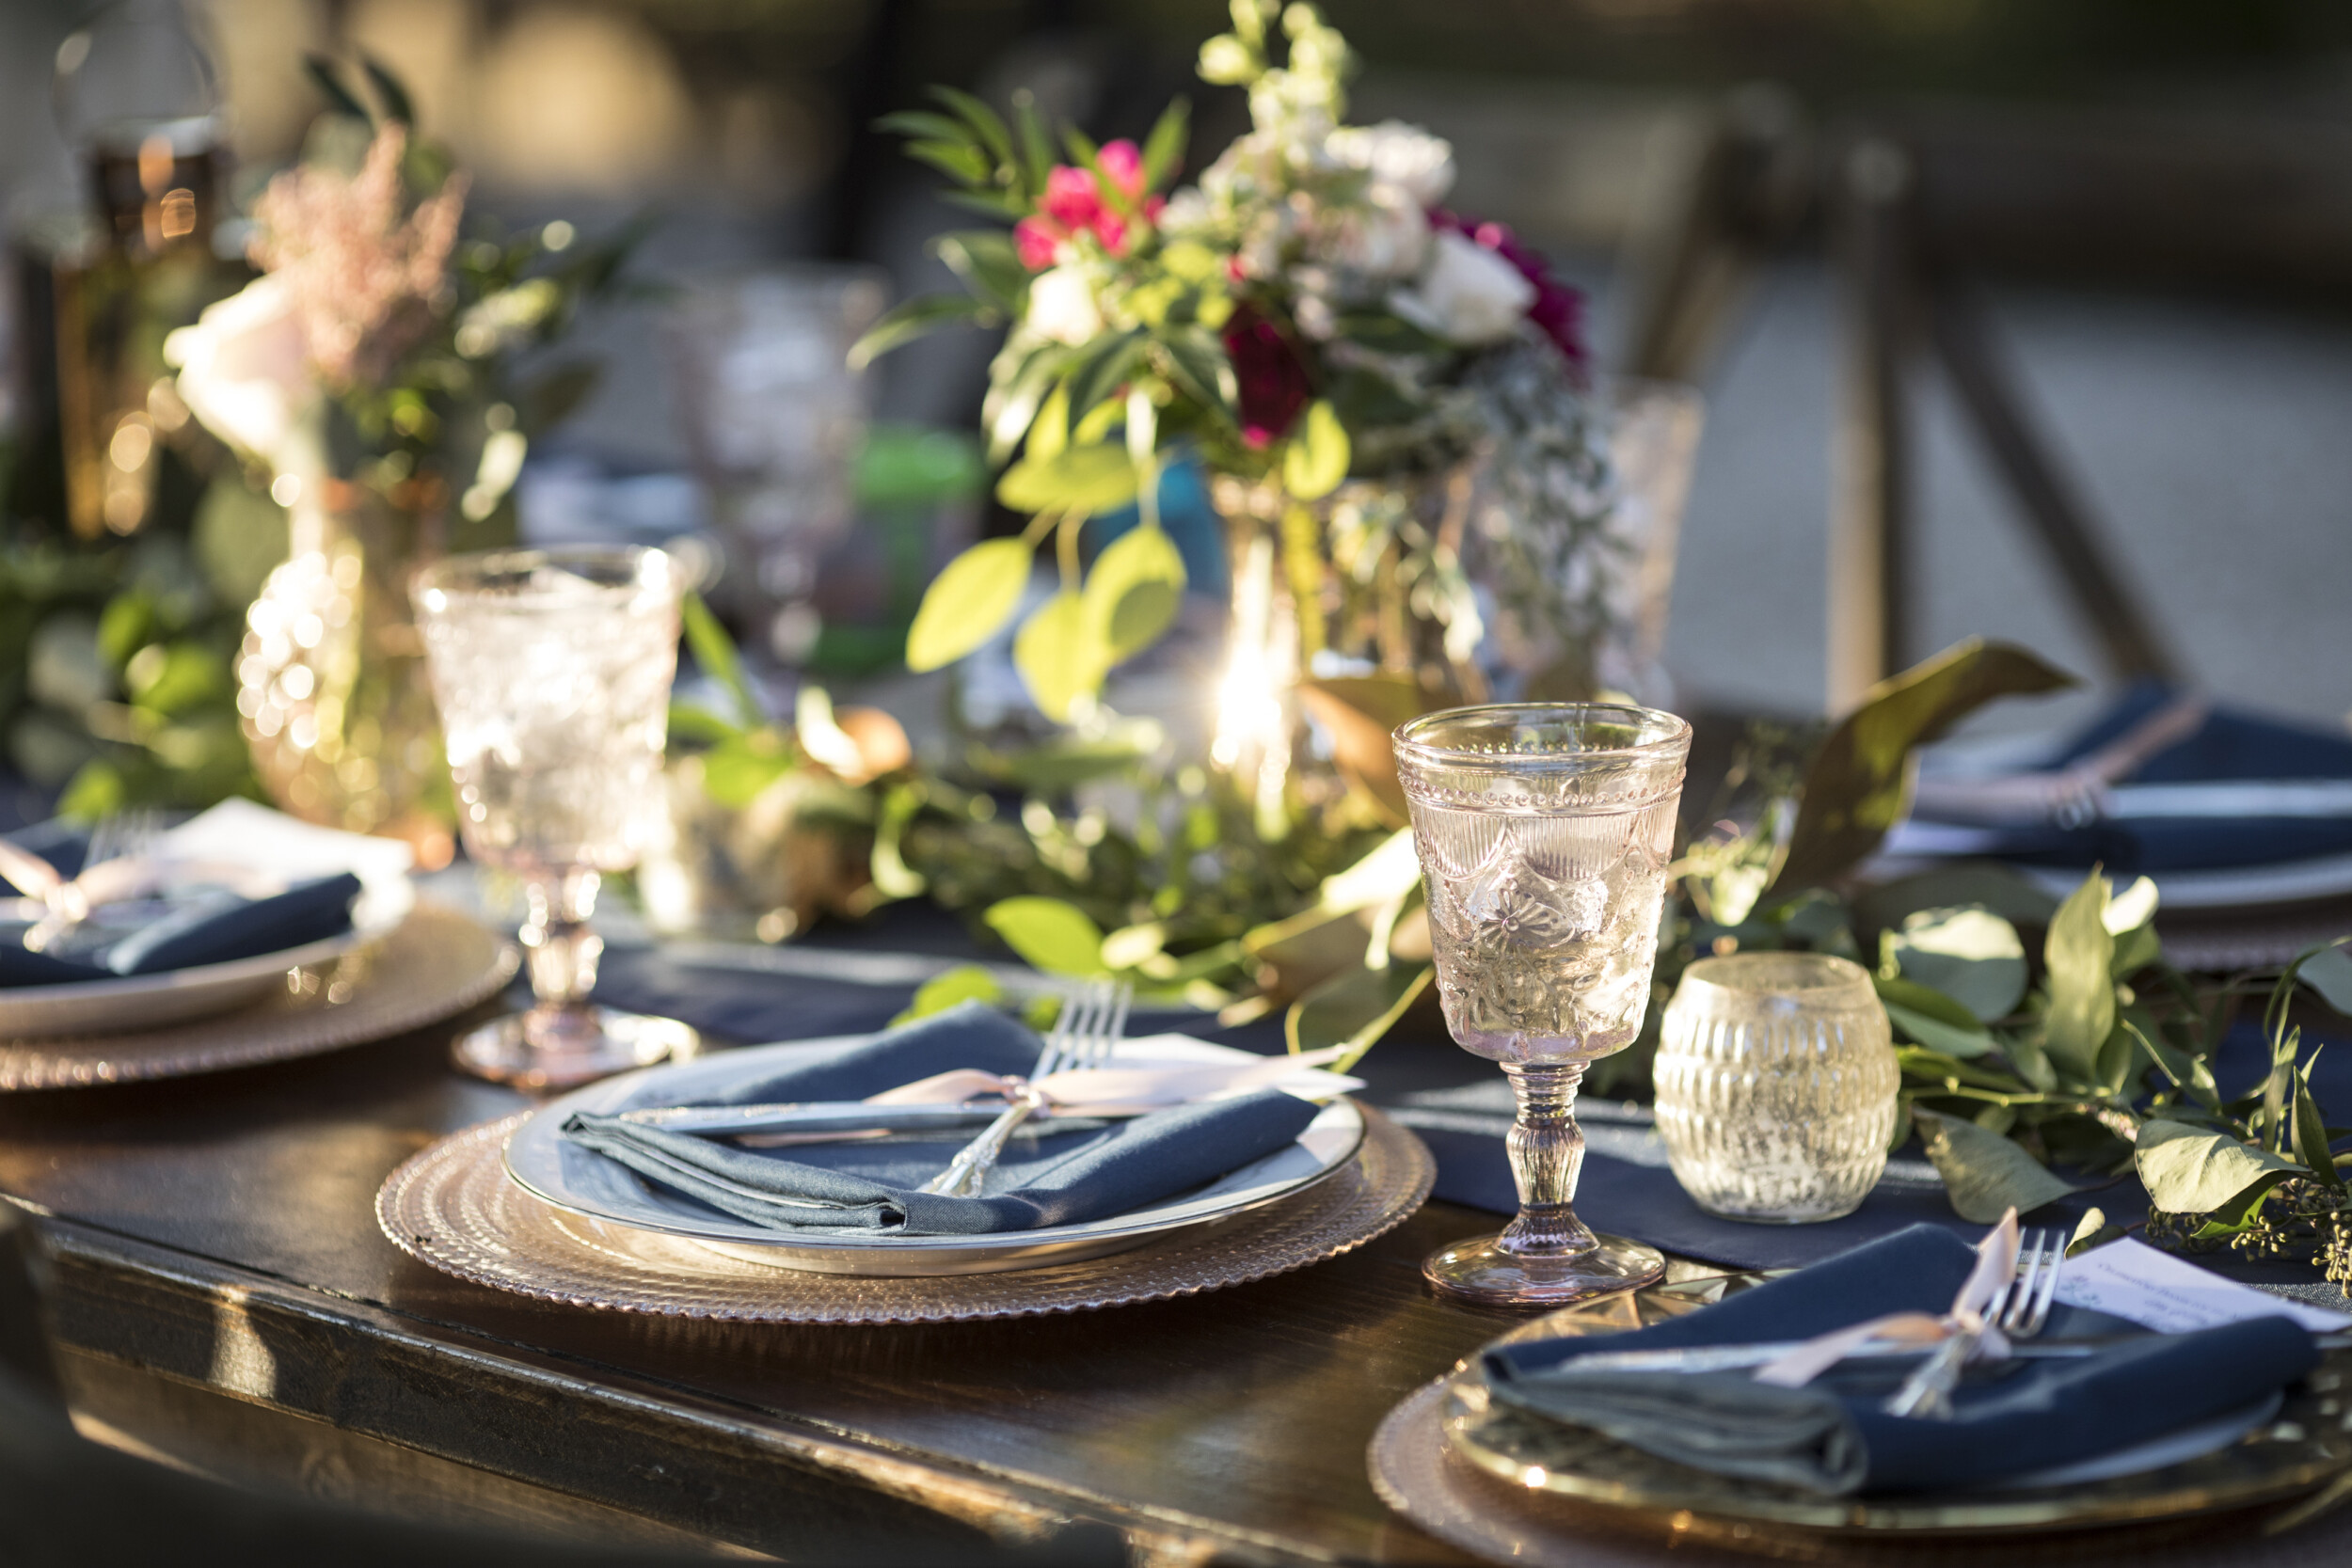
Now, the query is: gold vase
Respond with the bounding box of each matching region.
[236,480,452,858]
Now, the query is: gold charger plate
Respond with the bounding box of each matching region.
[1369,1272,2352,1564]
[0,902,516,1090]
[376,1104,1434,1324]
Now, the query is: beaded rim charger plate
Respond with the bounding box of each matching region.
[0,902,516,1090]
[376,1105,1433,1323]
[1368,1273,2352,1563]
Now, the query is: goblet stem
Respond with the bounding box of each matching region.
[1497,1062,1600,1258]
[520,869,605,1055]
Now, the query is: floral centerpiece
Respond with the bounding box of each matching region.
[162,59,635,846]
[864,2,1645,828]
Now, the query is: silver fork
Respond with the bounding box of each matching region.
[919,978,1132,1198]
[1885,1227,2065,1418]
[22,810,164,954]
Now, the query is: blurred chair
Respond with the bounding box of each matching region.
[0,1205,1124,1568]
[1616,87,2211,708]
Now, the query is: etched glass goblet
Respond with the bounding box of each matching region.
[1393,703,1691,1306]
[412,546,697,1088]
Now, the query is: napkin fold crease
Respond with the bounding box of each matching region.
[559,1003,1325,1236]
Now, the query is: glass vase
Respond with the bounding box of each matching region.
[1653,952,1899,1223]
[236,482,451,854]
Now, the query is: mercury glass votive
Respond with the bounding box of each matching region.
[1653,953,1899,1223]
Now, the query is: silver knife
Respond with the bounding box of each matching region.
[1553,1338,2102,1376]
[618,1101,1018,1136]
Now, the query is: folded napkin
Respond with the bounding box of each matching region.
[0,865,362,988]
[561,1001,1322,1235]
[1904,681,2352,873]
[1482,1226,2317,1495]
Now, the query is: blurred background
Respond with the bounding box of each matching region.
[4,0,2350,740]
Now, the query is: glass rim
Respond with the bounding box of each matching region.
[1678,951,1875,997]
[1391,702,1692,770]
[411,544,677,604]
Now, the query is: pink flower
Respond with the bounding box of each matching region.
[1427,210,1586,368]
[248,122,466,388]
[1011,140,1164,269]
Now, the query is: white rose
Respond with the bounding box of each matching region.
[1024,264,1104,346]
[1327,120,1454,208]
[1315,181,1428,277]
[1390,229,1534,346]
[163,275,319,467]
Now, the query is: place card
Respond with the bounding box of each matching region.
[2055,1238,2352,1333]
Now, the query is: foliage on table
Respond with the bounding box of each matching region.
[860,0,1622,733]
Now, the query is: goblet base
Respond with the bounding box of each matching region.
[1422,1231,1663,1307]
[453,1008,697,1091]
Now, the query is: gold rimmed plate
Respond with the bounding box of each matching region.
[1391,1271,2352,1555]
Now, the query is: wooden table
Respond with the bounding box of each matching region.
[8,971,2352,1567]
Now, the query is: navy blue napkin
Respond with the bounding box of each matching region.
[0,866,361,989]
[1911,681,2352,873]
[588,945,912,1044]
[1483,1227,2318,1495]
[561,1002,1322,1234]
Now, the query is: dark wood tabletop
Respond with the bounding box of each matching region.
[0,968,1544,1565]
[10,951,2352,1568]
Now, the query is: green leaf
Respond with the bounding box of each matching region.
[1012,591,1107,721]
[698,732,794,810]
[2296,944,2352,1017]
[933,230,1028,313]
[1280,401,1350,500]
[876,110,972,144]
[1062,330,1146,424]
[665,701,739,747]
[905,538,1034,673]
[849,293,993,371]
[1890,907,2026,1022]
[1914,1109,2078,1223]
[359,54,416,124]
[1140,96,1191,187]
[1883,999,1995,1058]
[302,54,371,120]
[906,138,992,185]
[995,443,1140,516]
[1159,327,1236,416]
[680,592,761,729]
[1295,673,1445,823]
[892,964,1006,1025]
[930,86,1015,171]
[982,897,1104,976]
[1851,865,2058,938]
[1012,91,1055,198]
[2296,1071,2344,1190]
[2067,1208,2125,1258]
[1287,962,1433,1070]
[2043,872,2117,1083]
[1083,525,1186,663]
[2137,1117,2299,1215]
[1765,640,2077,898]
[1872,973,1978,1030]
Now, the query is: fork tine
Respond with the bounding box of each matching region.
[2021,1231,2064,1336]
[1090,981,1132,1069]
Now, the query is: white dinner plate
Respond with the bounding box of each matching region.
[503,1032,1365,1277]
[0,877,414,1039]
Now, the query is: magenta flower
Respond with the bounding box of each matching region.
[1222,306,1312,448]
[1427,210,1587,368]
[1012,139,1165,269]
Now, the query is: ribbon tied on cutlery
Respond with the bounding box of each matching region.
[1751,1210,2022,1389]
